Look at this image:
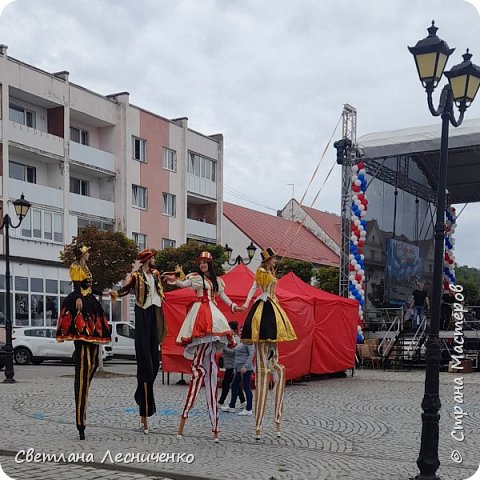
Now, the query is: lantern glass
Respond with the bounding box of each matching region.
[448,72,480,106]
[13,194,31,222]
[224,244,233,261]
[246,242,257,260]
[415,52,448,85]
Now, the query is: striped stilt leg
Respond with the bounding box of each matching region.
[270,344,285,437]
[177,343,207,437]
[74,341,98,440]
[203,343,220,441]
[254,343,270,440]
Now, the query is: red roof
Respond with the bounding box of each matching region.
[302,206,341,247]
[223,202,339,267]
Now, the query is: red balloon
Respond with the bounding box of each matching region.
[357,162,365,169]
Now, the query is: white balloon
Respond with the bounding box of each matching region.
[359,168,366,175]
[352,165,359,173]
[359,204,365,211]
[355,180,361,187]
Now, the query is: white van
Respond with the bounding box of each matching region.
[110,321,136,359]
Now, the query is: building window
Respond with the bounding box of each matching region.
[162,193,176,217]
[162,148,177,172]
[132,136,147,162]
[70,126,89,145]
[70,177,90,196]
[10,162,36,183]
[162,238,176,249]
[9,104,35,128]
[132,184,148,209]
[21,209,63,243]
[133,233,147,251]
[188,152,216,182]
[77,218,114,235]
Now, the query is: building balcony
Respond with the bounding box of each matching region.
[186,218,217,241]
[187,174,216,199]
[69,193,114,219]
[10,178,63,208]
[69,141,115,174]
[8,121,64,158]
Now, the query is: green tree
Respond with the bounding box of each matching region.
[456,265,480,304]
[275,258,314,283]
[313,266,340,294]
[154,242,227,284]
[60,226,138,294]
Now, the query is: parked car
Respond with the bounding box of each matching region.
[12,327,113,365]
[111,321,136,359]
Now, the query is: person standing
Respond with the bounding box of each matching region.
[241,247,297,440]
[56,243,111,440]
[410,282,430,330]
[218,321,246,409]
[440,288,454,330]
[166,251,243,443]
[225,332,254,416]
[110,248,167,434]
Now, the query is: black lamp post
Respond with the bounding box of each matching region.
[224,242,257,266]
[2,194,31,384]
[408,22,480,479]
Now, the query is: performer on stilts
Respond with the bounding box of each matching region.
[241,247,296,440]
[56,243,111,440]
[165,251,243,443]
[110,248,167,434]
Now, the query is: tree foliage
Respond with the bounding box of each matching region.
[456,265,480,304]
[154,242,227,281]
[313,266,340,294]
[275,258,314,283]
[60,226,138,293]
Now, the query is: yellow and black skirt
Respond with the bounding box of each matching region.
[241,297,296,343]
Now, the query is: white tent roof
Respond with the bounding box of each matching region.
[357,118,480,204]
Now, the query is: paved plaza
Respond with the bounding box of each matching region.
[0,366,479,480]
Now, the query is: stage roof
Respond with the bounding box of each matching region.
[357,118,480,204]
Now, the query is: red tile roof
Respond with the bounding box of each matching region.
[302,206,341,247]
[223,202,339,267]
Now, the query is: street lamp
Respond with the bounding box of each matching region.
[409,22,480,480]
[224,242,257,266]
[2,194,31,384]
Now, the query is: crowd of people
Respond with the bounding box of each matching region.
[56,244,296,443]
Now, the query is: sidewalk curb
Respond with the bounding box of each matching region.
[0,448,220,480]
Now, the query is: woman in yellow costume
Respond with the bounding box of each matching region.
[241,247,296,440]
[56,243,111,440]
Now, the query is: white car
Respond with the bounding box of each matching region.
[12,327,113,365]
[111,321,136,359]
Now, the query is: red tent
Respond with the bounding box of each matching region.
[277,273,359,374]
[162,264,315,380]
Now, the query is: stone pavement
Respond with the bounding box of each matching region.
[0,368,479,480]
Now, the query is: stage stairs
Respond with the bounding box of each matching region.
[378,317,427,370]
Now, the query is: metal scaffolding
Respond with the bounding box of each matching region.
[336,104,358,297]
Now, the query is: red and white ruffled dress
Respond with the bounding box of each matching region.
[176,273,235,359]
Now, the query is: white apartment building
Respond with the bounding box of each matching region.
[0,45,224,327]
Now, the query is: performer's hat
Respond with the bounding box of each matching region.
[196,251,213,264]
[260,247,277,262]
[138,248,156,264]
[73,243,90,259]
[79,245,90,255]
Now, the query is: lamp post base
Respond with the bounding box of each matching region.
[414,474,440,480]
[3,378,16,384]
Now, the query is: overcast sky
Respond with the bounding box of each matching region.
[1,0,480,268]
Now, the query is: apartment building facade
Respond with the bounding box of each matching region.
[0,45,223,327]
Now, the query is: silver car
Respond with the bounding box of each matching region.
[12,327,113,365]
